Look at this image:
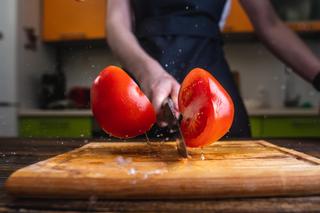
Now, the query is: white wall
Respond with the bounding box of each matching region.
[224,40,320,107]
[63,45,119,91]
[0,0,19,136]
[17,0,55,108]
[0,0,18,103]
[62,39,320,108]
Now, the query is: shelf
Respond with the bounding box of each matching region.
[19,108,319,117]
[19,109,92,117]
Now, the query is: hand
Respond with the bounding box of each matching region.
[137,61,180,127]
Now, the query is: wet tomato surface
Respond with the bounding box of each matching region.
[91,66,156,138]
[178,68,234,147]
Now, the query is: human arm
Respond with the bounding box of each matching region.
[106,0,180,126]
[240,0,320,83]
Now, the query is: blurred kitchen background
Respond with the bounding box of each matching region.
[0,0,320,139]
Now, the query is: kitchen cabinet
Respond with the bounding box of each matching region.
[223,0,253,33]
[42,0,106,42]
[249,117,263,138]
[41,0,320,43]
[250,116,320,138]
[18,110,319,139]
[223,0,320,33]
[19,116,92,138]
[271,0,320,32]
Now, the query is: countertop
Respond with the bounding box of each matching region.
[18,107,320,117]
[1,138,320,212]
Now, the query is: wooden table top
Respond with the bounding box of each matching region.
[1,138,320,213]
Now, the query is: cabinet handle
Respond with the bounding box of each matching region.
[60,32,86,40]
[0,31,3,40]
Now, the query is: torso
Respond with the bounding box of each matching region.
[132,0,227,38]
[131,0,252,138]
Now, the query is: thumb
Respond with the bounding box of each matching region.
[171,83,180,109]
[152,86,171,128]
[152,87,171,115]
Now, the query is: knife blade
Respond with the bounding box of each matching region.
[163,98,189,158]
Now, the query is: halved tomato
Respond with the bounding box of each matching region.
[178,68,234,147]
[91,66,156,138]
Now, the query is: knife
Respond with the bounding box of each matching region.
[163,98,189,158]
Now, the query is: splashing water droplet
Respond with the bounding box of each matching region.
[200,147,205,160]
[169,129,176,133]
[128,168,137,175]
[115,156,132,166]
[200,153,205,161]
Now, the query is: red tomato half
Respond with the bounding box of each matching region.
[91,66,156,138]
[178,68,234,147]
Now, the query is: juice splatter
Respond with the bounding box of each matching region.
[128,168,137,175]
[200,147,205,160]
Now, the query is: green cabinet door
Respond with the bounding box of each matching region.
[249,117,263,138]
[261,116,320,138]
[20,117,92,138]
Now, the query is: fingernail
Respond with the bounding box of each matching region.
[159,122,168,128]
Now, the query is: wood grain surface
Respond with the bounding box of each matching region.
[5,140,320,200]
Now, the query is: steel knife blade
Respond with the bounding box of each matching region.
[163,98,188,158]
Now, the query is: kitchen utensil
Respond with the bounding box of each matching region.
[163,98,188,158]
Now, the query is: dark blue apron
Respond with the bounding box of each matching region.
[131,0,251,138]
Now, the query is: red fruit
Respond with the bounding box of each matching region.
[179,68,234,147]
[91,66,156,138]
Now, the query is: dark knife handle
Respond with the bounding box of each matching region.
[163,98,175,112]
[162,98,178,127]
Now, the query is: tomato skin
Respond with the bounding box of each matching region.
[179,68,234,147]
[91,66,156,138]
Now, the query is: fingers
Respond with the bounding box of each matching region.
[151,78,181,127]
[151,81,171,114]
[171,82,180,113]
[151,81,171,127]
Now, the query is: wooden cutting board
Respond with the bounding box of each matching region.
[5,140,320,199]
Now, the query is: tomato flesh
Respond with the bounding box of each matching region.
[178,68,234,147]
[91,66,156,138]
[181,106,210,139]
